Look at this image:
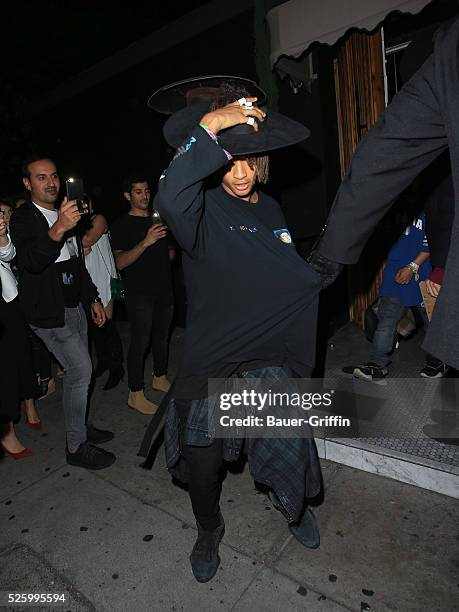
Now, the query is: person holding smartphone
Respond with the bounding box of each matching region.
[9,155,116,470]
[110,176,174,416]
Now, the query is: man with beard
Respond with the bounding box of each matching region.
[110,176,173,415]
[10,156,116,470]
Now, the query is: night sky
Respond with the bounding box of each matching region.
[1,0,217,213]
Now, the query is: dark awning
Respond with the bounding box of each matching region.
[267,0,433,65]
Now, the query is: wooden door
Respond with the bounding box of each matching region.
[334,29,386,328]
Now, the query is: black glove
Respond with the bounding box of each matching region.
[307,250,343,289]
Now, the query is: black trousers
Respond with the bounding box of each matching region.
[125,292,173,391]
[90,318,124,373]
[0,297,39,422]
[176,399,224,530]
[28,329,52,381]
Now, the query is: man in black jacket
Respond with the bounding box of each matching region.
[10,156,116,470]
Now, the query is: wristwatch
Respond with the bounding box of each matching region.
[91,297,102,304]
[407,261,420,281]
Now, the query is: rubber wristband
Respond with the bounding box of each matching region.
[199,123,218,140]
[199,124,232,160]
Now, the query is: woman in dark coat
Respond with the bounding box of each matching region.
[0,209,40,458]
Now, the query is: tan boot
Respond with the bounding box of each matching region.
[127,390,158,415]
[152,375,171,393]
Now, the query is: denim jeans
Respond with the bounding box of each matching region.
[370,296,407,367]
[125,292,173,391]
[31,305,92,449]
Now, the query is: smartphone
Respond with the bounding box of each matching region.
[151,209,164,225]
[65,177,89,214]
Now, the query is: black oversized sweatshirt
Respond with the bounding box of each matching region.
[155,126,322,398]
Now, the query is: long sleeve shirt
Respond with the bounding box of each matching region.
[0,235,18,303]
[155,125,322,398]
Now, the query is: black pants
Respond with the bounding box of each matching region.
[176,399,224,530]
[125,292,173,391]
[28,329,52,381]
[0,297,39,422]
[91,318,124,373]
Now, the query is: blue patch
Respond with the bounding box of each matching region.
[273,228,292,244]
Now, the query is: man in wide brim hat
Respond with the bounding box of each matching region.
[141,76,325,583]
[147,74,310,154]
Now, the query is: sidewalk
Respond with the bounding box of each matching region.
[1,327,457,611]
[319,322,459,497]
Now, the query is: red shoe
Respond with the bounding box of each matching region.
[0,441,33,459]
[26,420,42,431]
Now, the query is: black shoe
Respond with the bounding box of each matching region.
[86,425,114,444]
[289,508,320,549]
[420,363,449,378]
[66,441,116,470]
[103,367,125,391]
[190,513,225,583]
[353,362,388,381]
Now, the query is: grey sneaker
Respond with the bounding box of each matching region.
[66,442,116,470]
[190,513,225,583]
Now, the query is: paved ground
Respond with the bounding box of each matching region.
[1,325,458,612]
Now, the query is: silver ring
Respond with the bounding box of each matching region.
[238,97,253,109]
[246,117,255,126]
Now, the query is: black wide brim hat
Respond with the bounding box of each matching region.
[148,75,310,156]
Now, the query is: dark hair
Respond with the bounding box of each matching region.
[122,175,150,194]
[0,197,13,209]
[212,82,270,184]
[21,154,55,179]
[210,81,252,111]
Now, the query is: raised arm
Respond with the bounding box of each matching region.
[10,199,82,273]
[156,99,265,254]
[113,224,167,271]
[82,214,108,249]
[0,217,15,262]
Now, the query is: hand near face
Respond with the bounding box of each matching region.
[395,267,414,284]
[55,197,82,232]
[143,224,167,247]
[0,216,7,237]
[200,98,266,134]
